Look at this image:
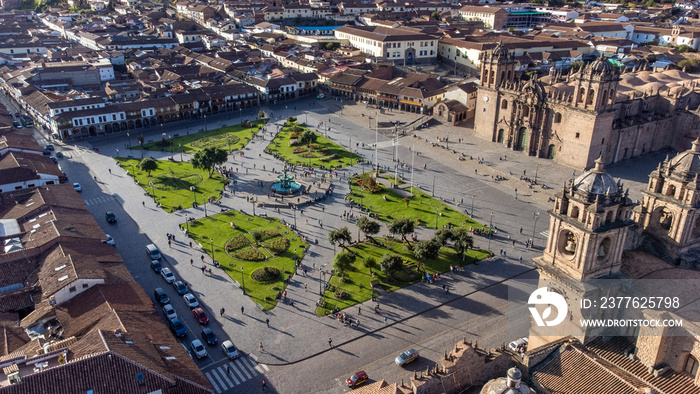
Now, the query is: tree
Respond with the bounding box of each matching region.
[356,216,380,243]
[191,147,228,178]
[389,218,414,247]
[380,254,403,274]
[363,256,377,272]
[139,158,158,176]
[678,58,700,72]
[333,251,355,279]
[452,228,474,262]
[298,129,318,146]
[258,110,265,119]
[431,11,441,20]
[433,228,452,246]
[644,0,654,7]
[412,240,440,270]
[328,227,353,250]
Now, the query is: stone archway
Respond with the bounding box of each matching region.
[547,144,556,159]
[515,127,529,151]
[405,48,415,64]
[650,206,674,238]
[497,129,504,143]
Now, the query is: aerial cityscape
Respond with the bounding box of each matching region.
[0,0,697,393]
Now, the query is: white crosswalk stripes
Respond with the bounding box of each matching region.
[205,356,269,393]
[540,230,549,238]
[84,196,116,206]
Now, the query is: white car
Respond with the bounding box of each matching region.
[221,340,239,360]
[183,293,199,309]
[163,304,177,321]
[190,339,207,359]
[73,183,82,192]
[160,267,175,283]
[102,234,115,245]
[508,337,529,352]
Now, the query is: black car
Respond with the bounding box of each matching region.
[151,260,163,272]
[45,144,54,151]
[200,327,217,345]
[55,152,64,158]
[42,150,51,156]
[169,318,187,337]
[153,287,169,305]
[105,211,117,223]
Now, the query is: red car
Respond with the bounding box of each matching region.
[192,308,209,325]
[347,371,368,388]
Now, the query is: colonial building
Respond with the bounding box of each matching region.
[473,42,700,169]
[334,26,438,64]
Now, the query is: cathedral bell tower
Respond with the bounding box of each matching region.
[537,157,635,280]
[479,42,516,89]
[633,136,700,266]
[572,55,620,112]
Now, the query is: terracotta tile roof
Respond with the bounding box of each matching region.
[352,380,412,394]
[532,341,642,393]
[588,337,700,394]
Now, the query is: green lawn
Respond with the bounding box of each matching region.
[316,238,490,316]
[264,121,360,168]
[349,173,485,230]
[116,158,228,213]
[128,120,267,154]
[184,211,309,310]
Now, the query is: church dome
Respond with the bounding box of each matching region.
[573,157,619,196]
[667,136,700,180]
[481,367,533,394]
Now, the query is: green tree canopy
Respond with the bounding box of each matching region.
[298,129,318,146]
[412,240,441,270]
[191,147,228,178]
[139,158,158,176]
[451,228,474,260]
[328,227,353,249]
[379,254,404,274]
[433,228,452,246]
[389,218,414,246]
[356,216,380,242]
[333,251,355,278]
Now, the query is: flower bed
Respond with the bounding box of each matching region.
[225,233,250,252]
[255,230,280,242]
[231,246,266,261]
[252,266,280,282]
[263,236,289,255]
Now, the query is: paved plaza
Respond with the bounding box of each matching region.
[48,97,666,393]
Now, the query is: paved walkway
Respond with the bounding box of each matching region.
[60,97,665,367]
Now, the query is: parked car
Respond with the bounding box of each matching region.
[163,304,177,321]
[183,293,199,309]
[151,260,163,272]
[105,211,117,223]
[169,318,187,337]
[190,339,207,359]
[102,234,115,246]
[45,144,54,151]
[153,288,169,305]
[221,340,239,359]
[51,157,57,163]
[192,307,209,325]
[55,152,63,158]
[317,93,325,99]
[508,337,528,352]
[347,371,369,388]
[12,121,21,128]
[73,183,81,192]
[42,150,51,156]
[395,349,419,366]
[160,267,175,283]
[200,327,217,345]
[173,281,188,295]
[146,243,161,260]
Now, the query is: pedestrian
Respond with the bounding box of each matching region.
[259,342,263,352]
[201,266,206,274]
[266,318,270,328]
[304,283,308,292]
[220,307,225,317]
[201,255,205,262]
[168,240,172,248]
[383,317,388,324]
[142,201,145,206]
[189,241,192,248]
[328,338,333,348]
[519,227,523,234]
[190,259,194,265]
[358,307,361,315]
[262,380,267,391]
[108,168,111,174]
[241,306,245,314]
[227,365,231,375]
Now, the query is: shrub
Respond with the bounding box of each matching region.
[231,246,265,261]
[263,236,289,254]
[251,266,280,282]
[334,289,349,299]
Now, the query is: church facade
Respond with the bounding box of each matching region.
[474,42,700,170]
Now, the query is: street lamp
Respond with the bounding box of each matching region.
[169,134,173,158]
[151,184,156,203]
[488,212,494,251]
[432,176,435,197]
[179,144,183,161]
[241,267,246,295]
[227,134,231,153]
[534,163,540,184]
[116,148,119,158]
[471,195,475,218]
[210,238,215,264]
[252,201,256,216]
[127,133,131,148]
[435,207,439,229]
[204,114,207,131]
[190,186,197,206]
[531,212,540,248]
[239,107,242,125]
[203,196,208,217]
[293,207,297,229]
[185,214,189,232]
[319,270,325,296]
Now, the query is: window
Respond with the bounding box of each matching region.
[82,283,89,289]
[575,132,580,138]
[554,112,562,123]
[69,286,77,293]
